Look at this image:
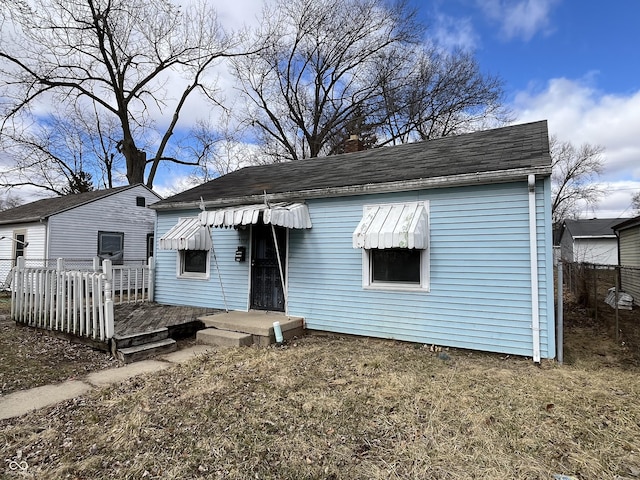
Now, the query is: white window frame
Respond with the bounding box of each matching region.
[361,201,430,292]
[177,249,211,280]
[97,231,124,264]
[12,229,27,265]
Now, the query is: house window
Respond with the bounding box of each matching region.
[179,250,209,278]
[371,248,421,284]
[98,231,124,264]
[147,233,154,260]
[353,202,430,291]
[13,231,27,265]
[136,196,146,207]
[363,247,428,290]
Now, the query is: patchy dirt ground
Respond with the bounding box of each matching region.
[1,293,639,479]
[0,315,117,396]
[562,291,640,370]
[0,313,639,478]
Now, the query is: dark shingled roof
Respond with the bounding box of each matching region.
[612,215,640,232]
[0,185,156,225]
[156,121,550,207]
[562,218,631,238]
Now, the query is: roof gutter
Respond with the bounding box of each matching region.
[573,235,617,239]
[0,216,45,226]
[151,165,552,211]
[528,174,541,363]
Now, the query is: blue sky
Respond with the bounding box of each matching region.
[429,1,640,96]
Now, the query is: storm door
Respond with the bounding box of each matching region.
[250,223,287,311]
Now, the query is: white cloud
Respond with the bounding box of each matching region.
[432,14,479,52]
[512,76,640,218]
[479,0,559,41]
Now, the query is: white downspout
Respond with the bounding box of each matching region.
[528,174,541,362]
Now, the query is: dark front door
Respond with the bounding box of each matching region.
[251,223,286,311]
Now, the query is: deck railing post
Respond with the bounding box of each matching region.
[102,259,114,339]
[12,256,26,321]
[148,256,155,302]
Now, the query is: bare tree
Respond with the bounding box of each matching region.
[0,103,124,195]
[0,192,23,211]
[231,0,423,161]
[0,0,240,190]
[231,0,508,163]
[376,47,510,145]
[550,136,606,224]
[184,117,252,183]
[632,191,640,215]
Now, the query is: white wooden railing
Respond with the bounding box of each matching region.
[111,260,154,304]
[10,257,154,342]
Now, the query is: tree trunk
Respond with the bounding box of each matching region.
[120,137,146,185]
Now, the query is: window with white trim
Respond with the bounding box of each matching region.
[353,201,429,291]
[12,230,27,265]
[178,249,210,279]
[362,247,429,290]
[98,231,124,265]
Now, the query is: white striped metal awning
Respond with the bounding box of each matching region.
[352,202,428,249]
[159,217,212,251]
[199,202,312,229]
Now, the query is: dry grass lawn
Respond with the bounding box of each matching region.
[1,292,640,479]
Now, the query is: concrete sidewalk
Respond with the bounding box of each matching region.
[0,345,214,421]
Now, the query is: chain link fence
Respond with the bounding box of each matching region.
[561,261,640,360]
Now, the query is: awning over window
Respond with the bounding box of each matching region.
[159,217,212,251]
[352,202,428,249]
[199,202,312,229]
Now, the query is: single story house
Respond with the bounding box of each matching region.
[0,185,161,276]
[613,215,640,305]
[151,121,556,361]
[559,218,630,265]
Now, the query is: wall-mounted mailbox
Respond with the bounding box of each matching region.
[235,246,246,262]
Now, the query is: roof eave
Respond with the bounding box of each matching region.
[613,216,640,232]
[0,216,46,226]
[151,165,552,211]
[573,235,617,239]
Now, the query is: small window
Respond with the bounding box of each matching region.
[136,196,146,207]
[13,231,27,265]
[371,248,421,284]
[147,233,154,260]
[179,250,209,278]
[98,231,124,264]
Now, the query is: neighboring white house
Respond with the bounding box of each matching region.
[0,185,161,276]
[559,218,630,265]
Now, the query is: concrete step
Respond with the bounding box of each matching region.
[112,327,169,350]
[196,328,253,347]
[199,311,304,338]
[116,338,177,364]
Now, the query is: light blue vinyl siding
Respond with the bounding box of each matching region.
[153,178,555,359]
[154,209,250,310]
[287,180,555,359]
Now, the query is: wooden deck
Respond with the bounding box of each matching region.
[114,303,220,337]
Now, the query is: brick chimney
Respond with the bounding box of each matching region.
[344,134,364,153]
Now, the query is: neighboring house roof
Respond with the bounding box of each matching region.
[612,215,640,232]
[0,184,161,226]
[562,218,630,239]
[153,121,551,210]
